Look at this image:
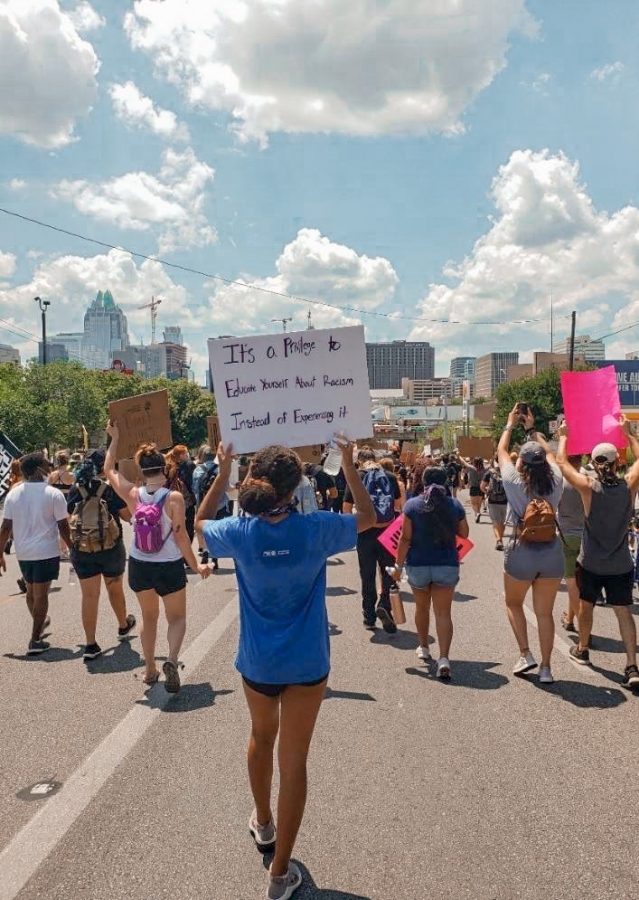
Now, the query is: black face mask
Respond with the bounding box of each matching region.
[594,460,620,486]
[263,498,299,518]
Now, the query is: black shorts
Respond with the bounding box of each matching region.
[18,557,60,585]
[576,563,634,606]
[469,487,482,498]
[128,557,187,597]
[242,673,329,698]
[71,542,126,581]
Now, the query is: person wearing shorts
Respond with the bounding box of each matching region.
[105,425,210,693]
[0,452,72,655]
[390,466,468,680]
[196,439,375,900]
[557,425,639,689]
[498,407,564,685]
[481,463,508,550]
[461,456,486,522]
[67,449,136,660]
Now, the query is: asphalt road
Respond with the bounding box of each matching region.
[1,494,638,900]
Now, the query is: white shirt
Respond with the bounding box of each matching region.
[2,482,68,561]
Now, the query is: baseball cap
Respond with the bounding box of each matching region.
[519,441,546,465]
[85,448,106,471]
[591,442,618,463]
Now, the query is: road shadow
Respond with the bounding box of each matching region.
[405,660,508,690]
[3,647,83,663]
[83,640,143,675]
[326,558,345,566]
[589,634,626,653]
[137,683,234,712]
[370,629,419,651]
[325,687,376,702]
[528,676,628,708]
[261,859,372,899]
[326,586,357,597]
[454,591,478,603]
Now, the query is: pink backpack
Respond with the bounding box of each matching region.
[133,488,171,554]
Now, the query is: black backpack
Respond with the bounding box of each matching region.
[488,472,507,504]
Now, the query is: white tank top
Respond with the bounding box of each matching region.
[128,486,183,563]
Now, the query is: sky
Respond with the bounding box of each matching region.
[1,0,639,382]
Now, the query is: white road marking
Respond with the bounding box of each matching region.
[0,597,238,900]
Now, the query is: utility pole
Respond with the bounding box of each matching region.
[568,310,577,371]
[271,317,292,333]
[35,296,51,364]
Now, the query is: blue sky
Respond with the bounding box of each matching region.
[1,0,639,379]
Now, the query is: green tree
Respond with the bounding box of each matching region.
[146,377,216,448]
[494,368,564,441]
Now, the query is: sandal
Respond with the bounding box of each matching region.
[163,660,181,694]
[561,613,577,633]
[143,671,160,685]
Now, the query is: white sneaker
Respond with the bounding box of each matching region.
[267,862,302,900]
[436,658,451,679]
[513,652,537,675]
[416,645,431,661]
[538,666,554,684]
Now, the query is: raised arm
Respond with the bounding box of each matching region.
[555,425,591,495]
[340,442,376,532]
[104,420,137,507]
[497,404,520,469]
[622,415,639,494]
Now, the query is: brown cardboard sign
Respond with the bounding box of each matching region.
[117,458,143,485]
[207,415,221,451]
[108,390,172,461]
[293,445,323,465]
[430,437,443,451]
[457,436,494,460]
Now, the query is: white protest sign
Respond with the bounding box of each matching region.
[208,325,372,454]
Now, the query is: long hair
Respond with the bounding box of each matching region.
[521,460,555,497]
[420,468,457,547]
[135,442,166,477]
[411,458,429,495]
[239,446,302,515]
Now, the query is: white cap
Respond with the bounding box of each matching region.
[591,442,618,463]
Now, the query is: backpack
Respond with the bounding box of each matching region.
[518,498,557,543]
[196,463,219,505]
[133,488,171,554]
[446,463,458,487]
[361,468,395,524]
[70,482,120,553]
[487,472,507,504]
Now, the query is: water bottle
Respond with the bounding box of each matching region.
[323,446,343,477]
[68,566,78,586]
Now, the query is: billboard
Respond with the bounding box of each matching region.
[595,361,639,408]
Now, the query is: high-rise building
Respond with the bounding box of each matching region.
[475,352,519,398]
[38,342,69,363]
[163,326,183,345]
[449,357,476,382]
[552,334,605,361]
[51,332,84,364]
[365,340,435,389]
[114,342,188,380]
[0,343,20,365]
[402,377,454,402]
[83,290,129,370]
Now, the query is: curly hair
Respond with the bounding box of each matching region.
[239,446,302,515]
[134,442,166,476]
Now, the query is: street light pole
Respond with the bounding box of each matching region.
[34,296,51,364]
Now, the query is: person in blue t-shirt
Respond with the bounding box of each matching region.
[390,467,468,680]
[195,439,375,900]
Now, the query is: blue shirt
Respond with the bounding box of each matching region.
[403,495,466,567]
[203,511,358,683]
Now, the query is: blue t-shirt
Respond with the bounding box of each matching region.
[203,511,358,684]
[403,495,466,567]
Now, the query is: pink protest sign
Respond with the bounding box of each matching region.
[377,515,475,562]
[561,366,626,454]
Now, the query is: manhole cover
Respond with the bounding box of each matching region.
[16,780,62,802]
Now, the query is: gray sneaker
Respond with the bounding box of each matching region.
[249,809,276,852]
[267,862,302,900]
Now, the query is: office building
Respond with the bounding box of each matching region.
[83,290,129,370]
[552,334,605,362]
[533,351,585,374]
[506,363,533,382]
[38,342,69,363]
[0,343,20,365]
[402,377,454,403]
[163,326,183,345]
[365,340,434,389]
[475,352,519,398]
[114,342,187,380]
[449,357,476,382]
[626,352,639,361]
[51,332,84,364]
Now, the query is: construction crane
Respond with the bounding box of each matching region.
[138,296,162,344]
[271,317,293,333]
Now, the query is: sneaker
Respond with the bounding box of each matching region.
[199,549,210,565]
[117,614,136,641]
[495,540,504,551]
[375,604,397,634]
[363,618,376,631]
[416,645,431,661]
[83,642,103,660]
[212,558,219,571]
[436,658,451,679]
[27,640,50,655]
[17,577,27,594]
[267,862,302,900]
[569,645,590,665]
[538,666,554,684]
[163,660,181,693]
[475,513,481,524]
[249,810,276,852]
[513,652,537,675]
[622,664,639,689]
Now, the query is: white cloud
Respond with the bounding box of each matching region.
[65,1,105,32]
[590,61,625,82]
[0,252,17,279]
[206,227,398,335]
[408,149,639,366]
[125,0,535,145]
[7,179,26,191]
[52,147,216,253]
[109,81,190,142]
[530,72,551,94]
[0,0,99,148]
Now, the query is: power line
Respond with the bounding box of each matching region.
[593,319,639,343]
[0,317,39,344]
[0,206,554,328]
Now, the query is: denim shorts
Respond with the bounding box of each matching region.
[405,565,460,588]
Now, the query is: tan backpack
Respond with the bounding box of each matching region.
[70,483,120,553]
[518,498,558,543]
